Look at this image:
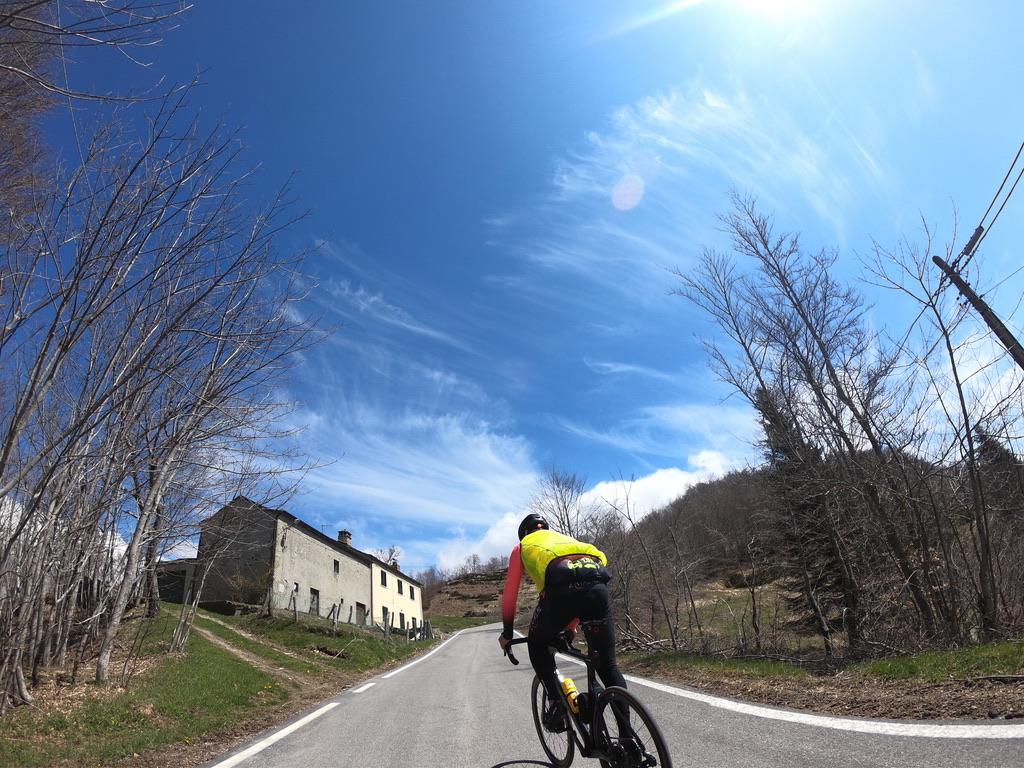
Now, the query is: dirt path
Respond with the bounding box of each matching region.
[188,623,305,686]
[111,622,370,768]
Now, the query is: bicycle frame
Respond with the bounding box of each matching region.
[506,631,613,760]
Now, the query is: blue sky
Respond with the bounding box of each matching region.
[68,1,1024,572]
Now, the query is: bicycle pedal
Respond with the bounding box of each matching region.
[544,702,568,733]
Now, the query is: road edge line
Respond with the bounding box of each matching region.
[209,702,338,767]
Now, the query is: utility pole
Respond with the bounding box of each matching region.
[932,255,1024,373]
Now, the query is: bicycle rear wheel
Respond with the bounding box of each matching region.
[593,686,671,768]
[530,675,575,767]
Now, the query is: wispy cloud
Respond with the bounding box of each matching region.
[294,409,537,569]
[583,358,674,380]
[491,81,897,299]
[559,401,757,465]
[290,71,907,571]
[326,278,467,348]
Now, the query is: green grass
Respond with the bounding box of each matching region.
[425,614,495,633]
[626,638,1024,685]
[218,610,435,674]
[0,624,285,768]
[192,613,316,676]
[626,649,811,678]
[0,608,439,767]
[856,640,1024,681]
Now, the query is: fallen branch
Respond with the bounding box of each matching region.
[966,675,1024,685]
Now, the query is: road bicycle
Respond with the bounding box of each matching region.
[505,623,672,768]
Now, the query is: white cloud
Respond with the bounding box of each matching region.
[433,458,736,570]
[434,509,523,572]
[583,358,674,380]
[561,401,759,466]
[326,278,467,348]
[492,80,898,302]
[583,458,732,517]
[289,77,902,574]
[307,415,534,522]
[162,538,198,561]
[293,406,537,569]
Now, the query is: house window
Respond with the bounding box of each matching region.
[382,606,389,626]
[334,559,340,574]
[399,613,406,630]
[409,586,415,601]
[380,570,387,587]
[397,580,403,595]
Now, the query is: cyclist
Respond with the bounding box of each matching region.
[498,513,627,713]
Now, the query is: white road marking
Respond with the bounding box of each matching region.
[381,629,463,678]
[353,682,375,693]
[627,672,1024,740]
[557,653,1024,739]
[209,702,339,767]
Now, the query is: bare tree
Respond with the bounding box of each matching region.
[645,468,778,653]
[0,1,187,98]
[1,1,190,234]
[0,84,326,704]
[0,2,53,224]
[598,476,680,650]
[527,464,601,540]
[864,223,1024,640]
[671,191,994,652]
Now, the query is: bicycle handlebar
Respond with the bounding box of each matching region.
[504,629,581,666]
[504,636,527,665]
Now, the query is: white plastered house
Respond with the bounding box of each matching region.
[195,497,423,632]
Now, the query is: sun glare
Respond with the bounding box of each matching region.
[600,0,818,44]
[732,0,814,16]
[599,0,707,41]
[612,174,645,211]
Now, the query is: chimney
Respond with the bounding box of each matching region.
[338,529,352,547]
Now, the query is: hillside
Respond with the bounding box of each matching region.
[425,569,1024,721]
[426,569,536,624]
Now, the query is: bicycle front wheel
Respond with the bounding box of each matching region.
[593,686,671,768]
[530,675,575,767]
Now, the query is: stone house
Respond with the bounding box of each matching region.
[194,496,423,632]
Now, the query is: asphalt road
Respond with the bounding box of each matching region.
[203,623,1024,768]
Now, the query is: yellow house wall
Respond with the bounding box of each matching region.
[370,562,424,631]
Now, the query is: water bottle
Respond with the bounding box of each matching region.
[561,677,579,713]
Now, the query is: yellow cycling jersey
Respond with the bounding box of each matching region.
[520,529,607,592]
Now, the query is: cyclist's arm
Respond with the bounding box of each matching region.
[500,544,523,639]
